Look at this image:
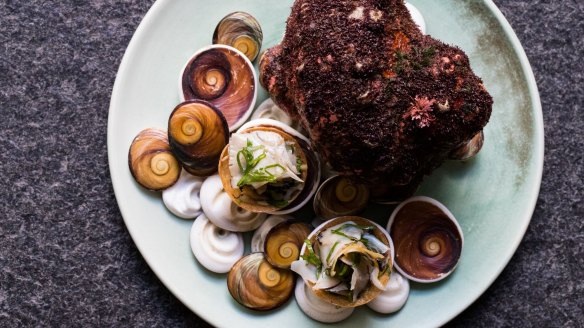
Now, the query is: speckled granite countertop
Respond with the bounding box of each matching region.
[0,0,582,327]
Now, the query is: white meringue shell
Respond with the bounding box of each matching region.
[162,169,204,219]
[200,174,267,232]
[189,214,244,273]
[251,99,304,133]
[294,278,354,323]
[367,271,410,314]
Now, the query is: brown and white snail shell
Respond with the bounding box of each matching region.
[128,128,181,191]
[168,100,229,177]
[180,45,257,131]
[449,130,485,160]
[251,215,289,253]
[313,175,370,219]
[264,221,312,269]
[387,196,463,283]
[227,253,294,311]
[213,12,263,62]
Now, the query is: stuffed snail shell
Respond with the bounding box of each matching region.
[221,118,321,215]
[291,216,393,308]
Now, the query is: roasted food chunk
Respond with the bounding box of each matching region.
[260,0,493,188]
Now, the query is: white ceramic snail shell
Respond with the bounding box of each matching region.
[295,279,354,323]
[406,2,426,34]
[250,215,289,253]
[189,214,244,273]
[200,174,267,232]
[367,271,410,314]
[251,99,303,132]
[162,169,204,219]
[236,118,321,215]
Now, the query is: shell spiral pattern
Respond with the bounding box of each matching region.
[168,100,229,177]
[227,253,294,311]
[388,196,463,282]
[190,214,244,273]
[213,12,263,62]
[200,174,266,232]
[251,215,288,253]
[128,128,180,191]
[264,221,312,269]
[162,169,204,219]
[367,271,410,314]
[181,46,256,131]
[314,175,370,219]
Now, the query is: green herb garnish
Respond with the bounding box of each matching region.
[333,224,374,232]
[326,241,340,264]
[330,224,374,243]
[236,139,288,187]
[237,164,285,187]
[301,239,322,277]
[296,157,303,174]
[267,198,289,208]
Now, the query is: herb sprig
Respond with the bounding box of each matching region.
[236,139,285,187]
[301,239,322,278]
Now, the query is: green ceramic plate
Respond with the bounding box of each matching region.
[108,0,543,326]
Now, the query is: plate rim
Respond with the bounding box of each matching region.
[107,0,544,326]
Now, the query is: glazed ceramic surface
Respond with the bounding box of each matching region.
[107,0,543,327]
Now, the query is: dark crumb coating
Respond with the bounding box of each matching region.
[260,0,493,185]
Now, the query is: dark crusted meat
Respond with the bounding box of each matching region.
[260,0,493,187]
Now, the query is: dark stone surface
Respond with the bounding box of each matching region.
[0,0,581,327]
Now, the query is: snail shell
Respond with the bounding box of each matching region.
[251,215,289,253]
[180,45,257,131]
[190,214,244,273]
[294,279,354,323]
[200,174,266,232]
[251,99,303,132]
[387,196,464,283]
[168,100,229,177]
[369,177,421,205]
[232,119,321,215]
[449,131,484,160]
[264,221,312,269]
[162,169,204,219]
[367,271,410,314]
[227,253,294,311]
[313,175,370,219]
[299,216,394,308]
[218,125,309,213]
[213,12,263,62]
[128,128,181,191]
